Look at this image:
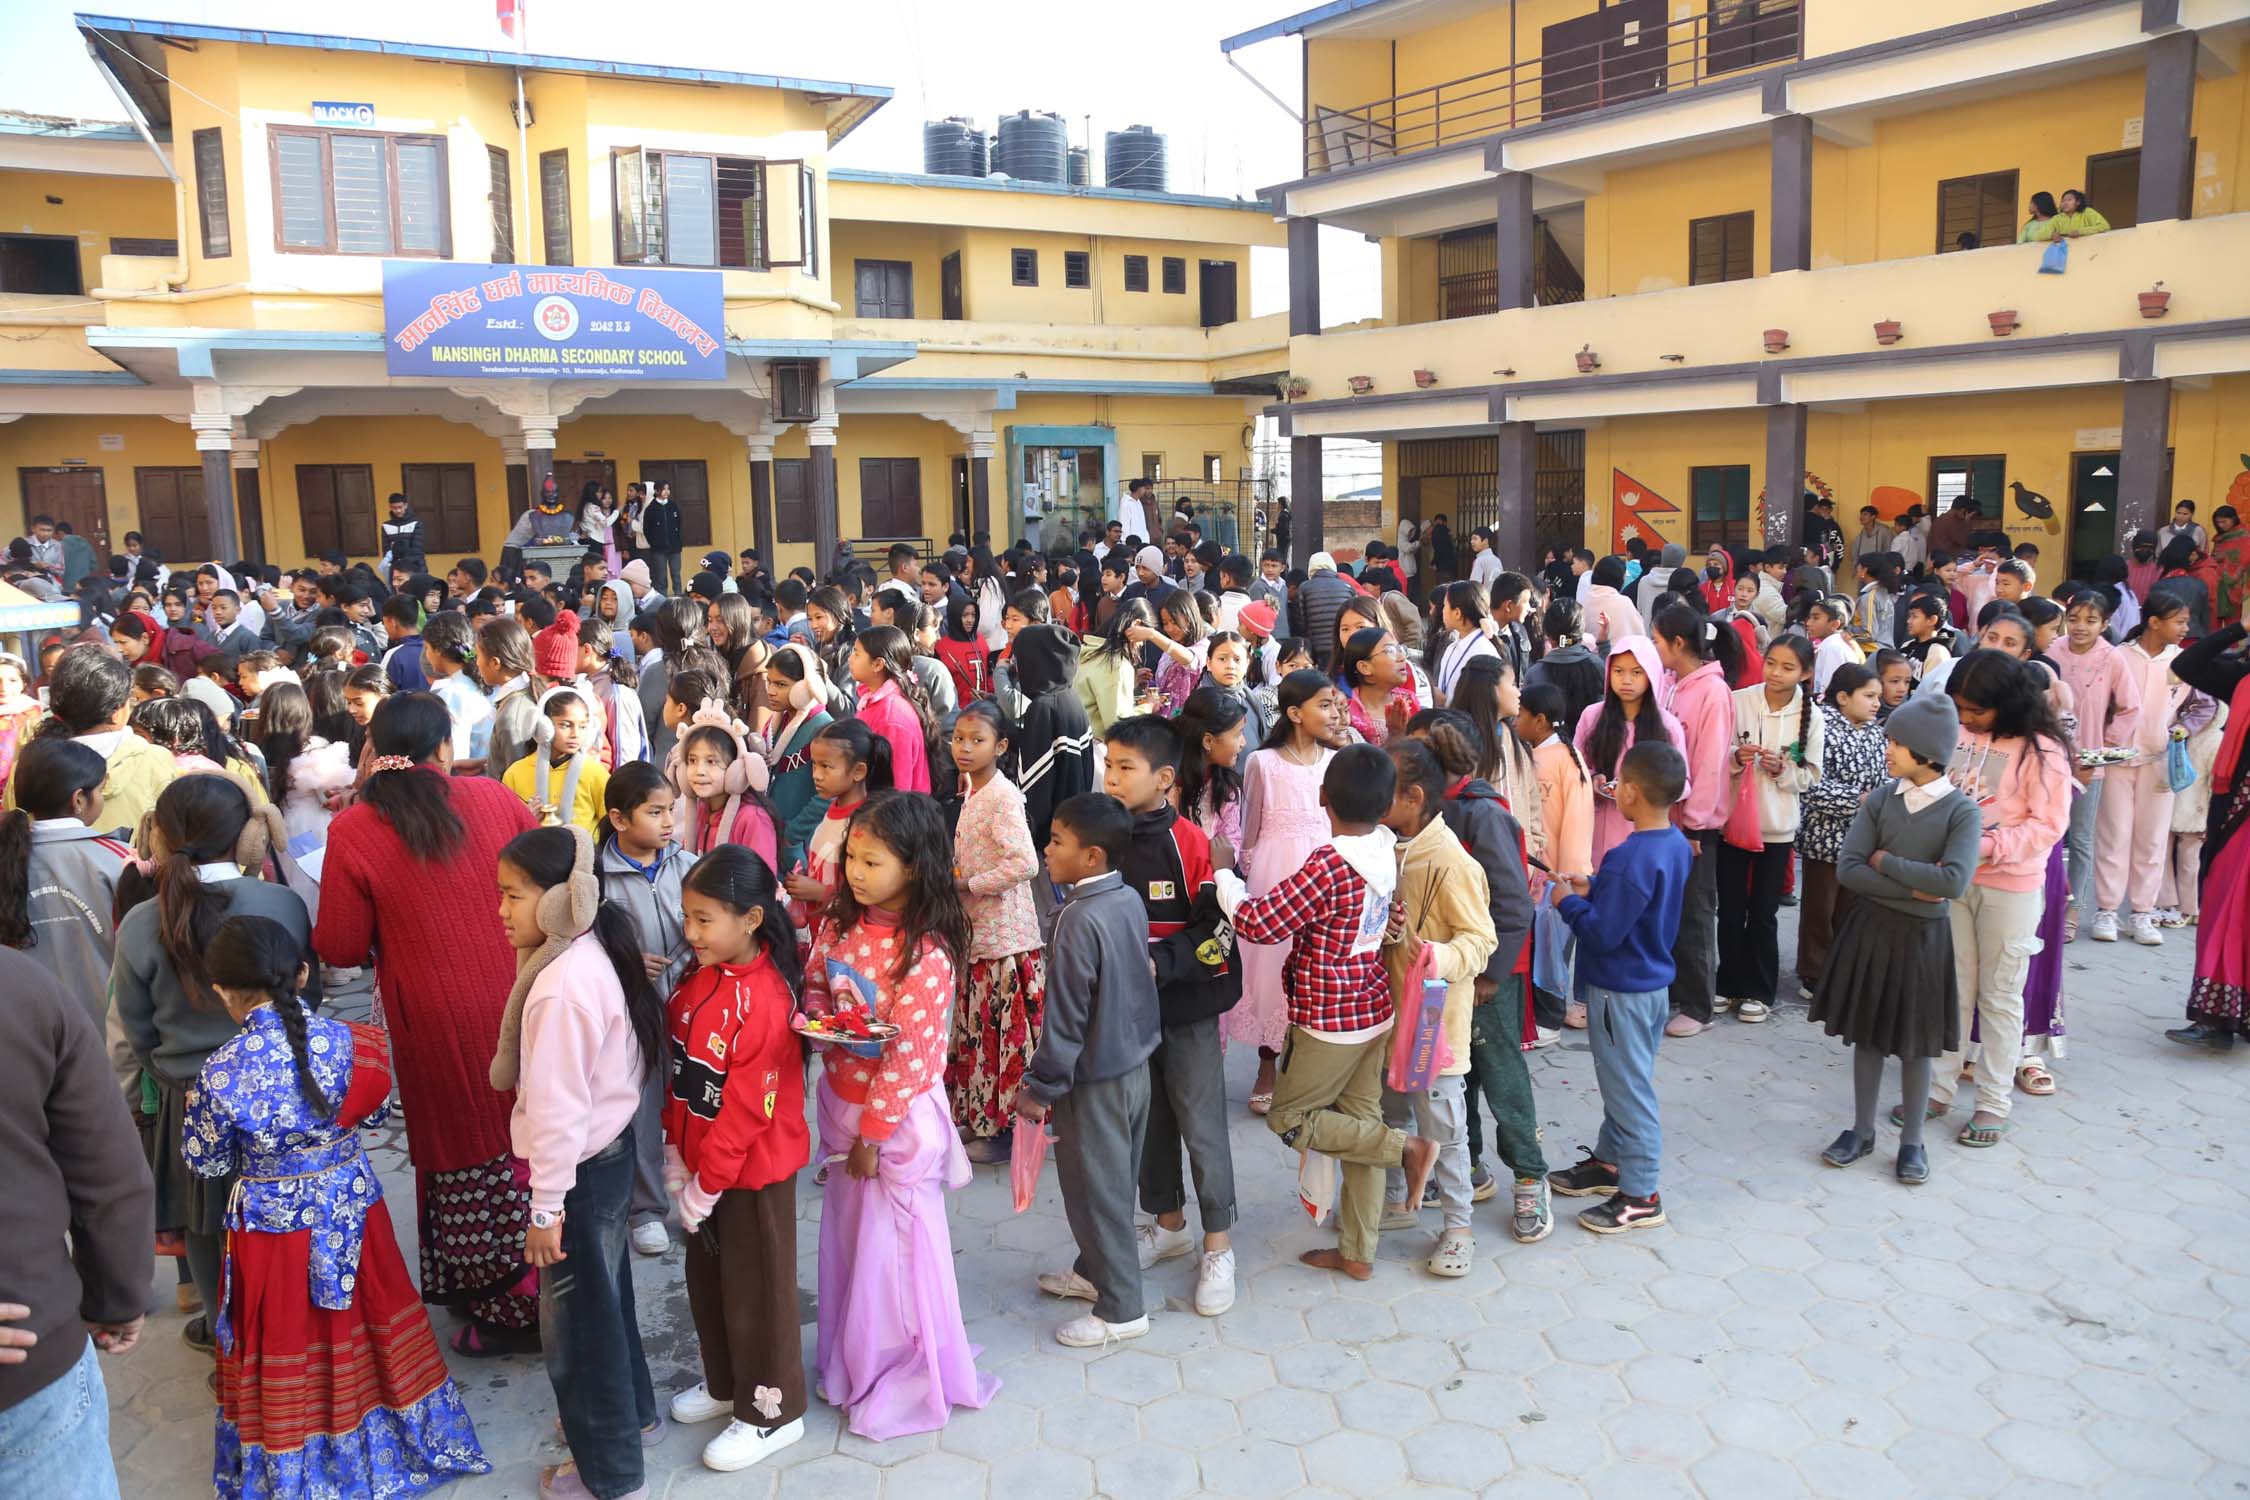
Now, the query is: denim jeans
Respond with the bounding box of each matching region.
[1583,982,1669,1198]
[542,1128,657,1500]
[2066,776,2103,921]
[0,1338,118,1500]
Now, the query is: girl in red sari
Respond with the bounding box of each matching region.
[2167,609,2250,1050]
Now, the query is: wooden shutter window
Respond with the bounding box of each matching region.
[401,463,481,554]
[1162,256,1186,294]
[1688,212,1753,285]
[1124,254,1148,292]
[1011,248,1037,286]
[193,127,231,258]
[540,149,572,264]
[774,457,812,544]
[488,146,514,263]
[1936,171,2021,253]
[1064,250,1090,288]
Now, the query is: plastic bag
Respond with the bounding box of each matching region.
[1385,942,1456,1093]
[2039,238,2068,274]
[2167,734,2197,795]
[1296,1149,1336,1225]
[1533,896,1576,998]
[1010,1122,1052,1214]
[1722,761,1766,853]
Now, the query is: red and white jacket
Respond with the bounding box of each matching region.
[662,952,809,1196]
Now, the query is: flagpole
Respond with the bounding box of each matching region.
[515,0,532,264]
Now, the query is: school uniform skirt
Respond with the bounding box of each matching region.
[1807,901,1960,1059]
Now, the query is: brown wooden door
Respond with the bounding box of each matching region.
[941,252,963,320]
[774,457,812,544]
[1198,260,1239,328]
[551,460,618,518]
[857,457,922,539]
[133,466,207,564]
[296,464,379,558]
[506,463,530,521]
[401,461,481,555]
[1543,0,1668,119]
[640,459,711,548]
[21,467,110,566]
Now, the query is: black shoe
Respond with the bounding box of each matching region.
[182,1315,216,1355]
[1821,1130,1873,1168]
[1547,1149,1621,1198]
[1577,1191,1666,1234]
[2165,1023,2237,1052]
[1896,1144,1930,1185]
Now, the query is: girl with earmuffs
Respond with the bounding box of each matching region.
[762,642,836,872]
[490,823,669,1500]
[501,685,612,837]
[664,695,781,873]
[110,771,315,1350]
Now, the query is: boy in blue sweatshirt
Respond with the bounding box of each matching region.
[1545,741,1693,1234]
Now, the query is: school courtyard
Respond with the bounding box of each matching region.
[106,914,2248,1500]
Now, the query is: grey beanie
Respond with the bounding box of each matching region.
[1884,692,1960,767]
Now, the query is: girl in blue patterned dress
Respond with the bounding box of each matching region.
[185,915,488,1499]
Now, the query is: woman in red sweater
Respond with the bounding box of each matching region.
[313,692,541,1352]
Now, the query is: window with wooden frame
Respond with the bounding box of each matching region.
[853,259,913,318]
[1688,211,1754,285]
[774,457,813,544]
[295,463,380,557]
[1204,453,1223,483]
[539,149,572,264]
[107,237,177,256]
[1937,170,2019,253]
[612,148,784,270]
[1064,250,1090,288]
[487,146,514,263]
[1011,248,1037,286]
[1123,254,1149,292]
[1928,455,2007,517]
[399,462,480,554]
[1689,465,1752,550]
[1141,453,1164,482]
[269,127,451,257]
[1161,256,1186,293]
[193,127,230,258]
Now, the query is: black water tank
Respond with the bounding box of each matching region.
[993,110,1068,184]
[1067,146,1090,187]
[922,117,987,178]
[1104,125,1167,192]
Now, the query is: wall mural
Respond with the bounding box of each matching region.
[1611,468,1677,552]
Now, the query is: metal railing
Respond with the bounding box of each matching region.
[1304,0,1802,175]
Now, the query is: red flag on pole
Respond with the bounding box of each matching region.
[496,0,520,40]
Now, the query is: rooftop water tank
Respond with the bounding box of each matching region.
[1104,125,1167,192]
[993,110,1068,184]
[922,117,987,178]
[1067,146,1090,187]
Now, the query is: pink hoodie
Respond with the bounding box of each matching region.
[510,933,647,1215]
[1951,731,2072,892]
[1665,659,1735,831]
[1573,635,1687,869]
[2053,635,2141,768]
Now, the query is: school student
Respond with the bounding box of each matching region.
[1021,791,1167,1345]
[1545,742,1694,1233]
[492,825,668,1499]
[947,702,1047,1162]
[1652,605,1744,1036]
[667,709,780,871]
[2053,589,2142,940]
[1807,696,1981,1184]
[1220,745,1441,1281]
[1715,636,1823,1023]
[0,738,132,1012]
[781,719,888,948]
[2093,596,2214,945]
[1796,665,1887,997]
[661,848,811,1473]
[1103,716,1240,1315]
[848,625,940,796]
[1574,637,1684,880]
[501,686,611,836]
[760,644,835,873]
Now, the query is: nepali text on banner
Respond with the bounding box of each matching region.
[380,262,726,381]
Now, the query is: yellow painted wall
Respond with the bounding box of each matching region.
[829,221,963,318]
[0,415,199,547]
[948,228,1248,328]
[164,42,243,287]
[261,417,509,566]
[0,169,175,291]
[1595,142,1768,296]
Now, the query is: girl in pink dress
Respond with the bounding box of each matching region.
[1573,635,1686,871]
[1225,669,1352,1112]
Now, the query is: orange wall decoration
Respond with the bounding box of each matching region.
[1868,485,1921,521]
[1612,469,1677,553]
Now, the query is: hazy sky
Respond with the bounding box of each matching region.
[12,0,1383,323]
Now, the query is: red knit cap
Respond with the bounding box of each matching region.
[534,609,581,680]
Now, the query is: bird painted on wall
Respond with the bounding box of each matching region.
[2009,480,2054,520]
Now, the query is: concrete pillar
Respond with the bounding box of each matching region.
[1287,217,1321,337]
[807,414,840,577]
[747,433,776,563]
[969,428,996,544]
[1495,422,1538,571]
[1764,404,1808,548]
[229,431,265,566]
[1497,172,1535,311]
[502,439,529,519]
[1290,433,1324,568]
[188,413,237,564]
[1769,114,1813,275]
[2117,380,2172,547]
[2138,29,2197,225]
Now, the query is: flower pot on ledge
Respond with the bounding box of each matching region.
[1281,378,1309,400]
[1574,349,1601,373]
[1874,319,1903,346]
[1988,310,2020,336]
[1762,328,1789,354]
[1413,368,1438,388]
[2139,290,2172,319]
[1347,375,1374,395]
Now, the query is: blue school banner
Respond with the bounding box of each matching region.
[381,262,725,380]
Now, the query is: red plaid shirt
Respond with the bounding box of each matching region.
[1233,844,1394,1034]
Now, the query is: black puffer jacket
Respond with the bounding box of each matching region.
[1007,624,1095,854]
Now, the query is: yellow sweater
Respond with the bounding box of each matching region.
[502,750,611,837]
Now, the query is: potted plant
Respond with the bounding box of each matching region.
[1347,374,1375,395]
[1762,328,1790,354]
[1413,368,1438,388]
[1873,318,1903,346]
[2139,282,2171,318]
[1281,375,1310,400]
[1988,309,2020,336]
[1575,345,1600,373]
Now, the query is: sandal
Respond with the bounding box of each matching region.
[1248,1092,1273,1117]
[2014,1060,2056,1096]
[1888,1100,1949,1128]
[1958,1118,2009,1148]
[1427,1231,1475,1279]
[452,1321,538,1358]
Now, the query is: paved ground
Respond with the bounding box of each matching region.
[106,909,2250,1499]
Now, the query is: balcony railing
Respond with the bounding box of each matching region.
[1304,0,1802,175]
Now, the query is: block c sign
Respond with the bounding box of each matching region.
[311,101,377,126]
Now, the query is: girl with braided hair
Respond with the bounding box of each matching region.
[1714,634,1823,1024]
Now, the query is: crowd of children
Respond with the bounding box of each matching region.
[2,502,2246,1498]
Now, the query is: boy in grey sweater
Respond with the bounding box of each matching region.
[1017,792,1162,1349]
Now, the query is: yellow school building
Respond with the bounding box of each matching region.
[0,14,1286,577]
[1230,0,2250,575]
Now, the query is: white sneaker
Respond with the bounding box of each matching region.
[2089,910,2120,942]
[701,1417,804,1472]
[1798,984,1816,1002]
[670,1383,731,1425]
[1194,1249,1236,1316]
[1528,1025,1561,1049]
[1711,995,1738,1014]
[1055,1313,1150,1348]
[1736,999,1770,1023]
[630,1221,671,1256]
[1036,1268,1100,1301]
[2130,912,2165,947]
[1136,1220,1194,1269]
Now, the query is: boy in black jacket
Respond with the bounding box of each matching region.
[1103,715,1241,1316]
